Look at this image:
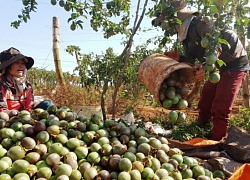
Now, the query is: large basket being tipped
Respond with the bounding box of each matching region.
[138,53,201,109]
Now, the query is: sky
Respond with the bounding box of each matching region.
[0,0,162,74]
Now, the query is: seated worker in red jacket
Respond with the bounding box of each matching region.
[0,47,53,115]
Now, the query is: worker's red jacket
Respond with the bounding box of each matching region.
[0,75,34,112]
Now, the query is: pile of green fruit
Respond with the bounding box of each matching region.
[159,72,189,110]
[0,105,226,180]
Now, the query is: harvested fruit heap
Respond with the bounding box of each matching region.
[160,71,191,110]
[0,105,226,180]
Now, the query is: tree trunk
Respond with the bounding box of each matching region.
[239,37,250,108]
[52,17,65,86]
[235,3,250,108]
[101,0,149,120]
[75,50,81,67]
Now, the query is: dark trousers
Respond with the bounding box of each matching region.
[198,70,247,141]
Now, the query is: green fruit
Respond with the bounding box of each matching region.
[161,2,168,11]
[161,162,175,172]
[209,72,220,83]
[0,112,9,121]
[123,152,136,162]
[118,171,131,180]
[213,170,226,179]
[106,2,111,9]
[201,16,210,24]
[137,143,151,156]
[166,88,176,99]
[215,0,224,6]
[37,167,52,179]
[87,152,101,164]
[162,99,172,109]
[64,3,71,11]
[142,167,154,179]
[206,53,217,65]
[149,138,162,150]
[204,169,213,178]
[119,158,132,171]
[168,111,178,123]
[49,143,64,155]
[7,146,25,161]
[0,174,11,180]
[12,160,29,173]
[237,25,245,35]
[55,164,72,176]
[47,105,58,114]
[170,170,182,180]
[22,0,29,6]
[205,63,215,72]
[172,95,179,104]
[176,112,186,123]
[132,161,144,173]
[70,24,76,31]
[0,160,9,173]
[155,169,169,179]
[177,99,188,110]
[51,0,57,5]
[151,158,161,172]
[13,173,30,180]
[59,0,65,7]
[84,167,98,180]
[180,86,189,97]
[181,168,193,179]
[36,131,50,143]
[66,138,81,150]
[171,154,183,164]
[69,169,82,180]
[201,36,209,48]
[192,165,205,179]
[130,169,141,180]
[161,20,170,31]
[74,146,89,159]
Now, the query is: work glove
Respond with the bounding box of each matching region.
[164,48,180,61]
[194,64,205,82]
[151,15,164,27]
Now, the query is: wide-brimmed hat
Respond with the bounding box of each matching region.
[0,47,34,71]
[171,1,199,22]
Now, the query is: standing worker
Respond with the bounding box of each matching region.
[152,1,250,140]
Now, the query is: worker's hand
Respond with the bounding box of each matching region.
[164,48,180,61]
[151,16,164,27]
[194,64,205,81]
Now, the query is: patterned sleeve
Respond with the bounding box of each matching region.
[24,82,34,111]
[0,83,8,111]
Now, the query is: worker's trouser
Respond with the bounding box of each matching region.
[197,70,247,141]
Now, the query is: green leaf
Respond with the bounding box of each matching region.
[71,13,79,19]
[68,17,73,23]
[76,20,83,24]
[217,38,230,49]
[93,0,101,4]
[210,5,219,14]
[217,59,226,67]
[81,14,87,19]
[78,23,83,29]
[23,17,27,23]
[243,0,249,5]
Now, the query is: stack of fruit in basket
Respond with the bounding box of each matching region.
[159,71,190,110]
